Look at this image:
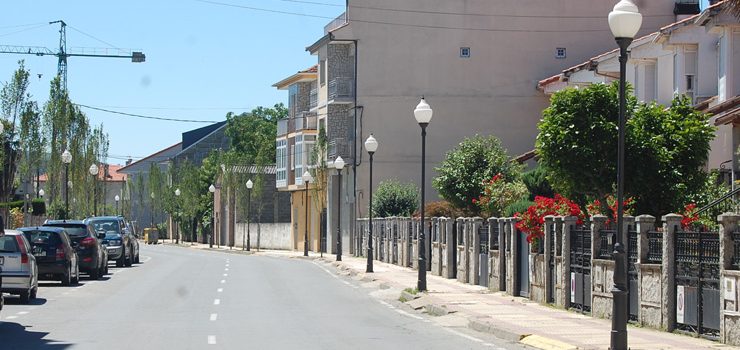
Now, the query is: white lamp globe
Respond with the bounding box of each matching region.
[302,171,313,183]
[209,184,216,193]
[608,0,642,39]
[334,156,345,170]
[39,189,45,197]
[246,180,253,189]
[89,163,99,176]
[62,150,72,164]
[414,98,433,125]
[365,134,378,153]
[175,188,181,196]
[114,195,120,202]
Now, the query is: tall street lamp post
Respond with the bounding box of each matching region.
[364,134,378,273]
[608,1,642,349]
[302,171,314,257]
[115,195,120,216]
[61,150,72,219]
[89,163,98,216]
[245,180,253,251]
[209,184,216,248]
[334,156,345,261]
[414,97,432,292]
[175,188,181,244]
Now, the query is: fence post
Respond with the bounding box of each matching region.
[661,213,682,331]
[498,218,508,292]
[544,215,555,304]
[634,215,655,327]
[718,213,740,344]
[635,215,655,263]
[562,216,578,309]
[470,217,483,285]
[456,217,467,283]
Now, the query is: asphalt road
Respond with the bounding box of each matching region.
[0,244,523,350]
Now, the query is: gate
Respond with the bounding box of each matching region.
[570,223,591,313]
[516,228,530,297]
[674,229,720,337]
[627,226,639,321]
[478,224,489,287]
[492,222,504,291]
[320,209,327,255]
[547,221,556,304]
[392,221,398,264]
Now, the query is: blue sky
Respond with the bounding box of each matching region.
[0,0,344,164]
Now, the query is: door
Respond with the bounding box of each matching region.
[674,229,720,337]
[570,223,592,313]
[478,224,489,287]
[517,229,530,297]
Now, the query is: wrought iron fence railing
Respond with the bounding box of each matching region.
[646,230,663,264]
[598,229,616,260]
[733,230,740,270]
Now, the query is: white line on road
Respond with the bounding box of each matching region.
[223,273,228,277]
[210,313,218,321]
[217,288,223,293]
[224,268,229,271]
[220,280,226,284]
[6,316,17,320]
[394,308,424,320]
[17,311,29,315]
[208,335,217,345]
[214,299,220,305]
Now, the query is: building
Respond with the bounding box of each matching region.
[273,66,323,252]
[282,0,686,256]
[537,1,740,183]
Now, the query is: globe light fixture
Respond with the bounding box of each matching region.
[209,184,216,193]
[365,134,378,273]
[608,0,643,39]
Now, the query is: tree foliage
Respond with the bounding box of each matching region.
[432,135,523,215]
[536,82,715,216]
[372,179,419,217]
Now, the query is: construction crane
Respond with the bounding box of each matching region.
[0,20,145,90]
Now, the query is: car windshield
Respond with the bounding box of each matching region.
[90,220,120,234]
[23,231,61,247]
[0,235,19,253]
[45,224,87,237]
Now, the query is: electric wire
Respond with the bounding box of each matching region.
[67,25,119,49]
[76,104,220,124]
[0,24,48,39]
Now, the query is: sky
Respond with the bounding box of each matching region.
[0,0,345,165]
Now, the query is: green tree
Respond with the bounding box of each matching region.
[536,83,714,216]
[372,180,419,217]
[1,60,32,202]
[433,135,523,215]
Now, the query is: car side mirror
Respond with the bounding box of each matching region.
[97,233,105,239]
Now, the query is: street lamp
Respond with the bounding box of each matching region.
[334,156,345,261]
[114,195,120,216]
[246,179,253,251]
[89,163,99,216]
[209,184,216,248]
[414,97,432,292]
[302,171,314,257]
[175,188,181,244]
[608,1,641,349]
[39,189,44,198]
[364,134,378,273]
[61,149,72,219]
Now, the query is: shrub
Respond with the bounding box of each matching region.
[473,173,528,218]
[416,201,465,218]
[503,199,534,217]
[515,195,584,244]
[433,135,522,215]
[522,166,554,200]
[372,180,419,217]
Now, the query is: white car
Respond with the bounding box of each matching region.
[0,230,39,303]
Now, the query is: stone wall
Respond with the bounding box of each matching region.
[719,214,740,346]
[530,253,546,303]
[234,222,291,250]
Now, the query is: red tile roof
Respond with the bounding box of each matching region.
[38,164,127,183]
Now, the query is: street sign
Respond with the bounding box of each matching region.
[677,285,685,324]
[725,277,736,303]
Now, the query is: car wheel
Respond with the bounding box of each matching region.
[19,289,31,304]
[124,246,133,267]
[134,252,140,264]
[30,287,37,300]
[72,263,80,285]
[90,266,100,280]
[61,265,72,286]
[104,262,109,275]
[116,248,125,267]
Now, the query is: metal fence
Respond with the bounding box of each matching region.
[733,230,740,270]
[598,229,616,260]
[647,230,663,264]
[491,222,500,250]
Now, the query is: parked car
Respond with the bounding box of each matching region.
[123,219,140,264]
[19,227,80,286]
[44,220,108,279]
[86,216,133,267]
[0,230,38,303]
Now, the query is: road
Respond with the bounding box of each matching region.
[0,244,523,350]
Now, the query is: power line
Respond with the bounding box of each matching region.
[197,0,637,33]
[0,24,48,39]
[278,0,343,7]
[90,105,253,111]
[67,25,119,49]
[76,104,220,124]
[0,22,47,30]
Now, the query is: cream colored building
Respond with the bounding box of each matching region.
[287,0,690,255]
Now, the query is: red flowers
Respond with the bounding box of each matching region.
[515,194,584,244]
[586,195,635,225]
[680,203,699,229]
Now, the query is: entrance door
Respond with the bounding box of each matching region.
[517,229,530,297]
[569,223,591,313]
[547,222,556,303]
[675,229,720,337]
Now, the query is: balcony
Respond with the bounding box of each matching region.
[328,138,348,160]
[294,111,318,131]
[328,77,354,103]
[310,88,318,110]
[324,12,347,34]
[277,118,289,136]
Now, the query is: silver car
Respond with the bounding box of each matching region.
[0,230,39,303]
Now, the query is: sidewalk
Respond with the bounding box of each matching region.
[161,242,735,350]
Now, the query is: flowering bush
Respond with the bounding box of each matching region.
[680,203,699,229]
[585,195,635,225]
[473,173,528,218]
[515,194,584,243]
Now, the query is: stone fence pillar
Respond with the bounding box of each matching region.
[718,213,740,345]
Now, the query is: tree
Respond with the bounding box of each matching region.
[1,60,32,203]
[433,135,523,215]
[536,83,714,216]
[372,180,419,217]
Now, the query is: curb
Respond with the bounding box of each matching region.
[424,304,450,316]
[467,318,528,343]
[519,335,578,350]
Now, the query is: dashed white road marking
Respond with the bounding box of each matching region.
[224,268,229,271]
[220,280,226,284]
[223,273,228,277]
[6,316,18,320]
[217,288,223,293]
[209,313,218,321]
[213,299,220,305]
[207,335,217,345]
[17,311,29,315]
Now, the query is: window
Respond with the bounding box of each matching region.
[556,48,566,59]
[304,135,316,169]
[684,47,697,102]
[460,47,470,58]
[294,135,303,185]
[320,59,326,86]
[276,139,288,187]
